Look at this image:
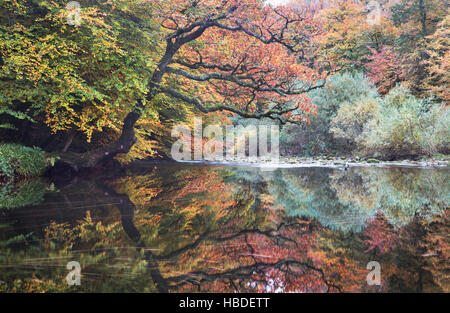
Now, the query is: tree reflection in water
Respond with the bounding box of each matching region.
[0,164,448,292]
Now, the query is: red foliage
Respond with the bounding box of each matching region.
[367,47,403,95]
[363,215,399,254]
[150,0,326,122]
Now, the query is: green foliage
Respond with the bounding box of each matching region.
[424,15,450,102]
[418,104,450,155]
[391,0,445,42]
[0,179,47,209]
[381,83,431,109]
[0,0,161,148]
[0,233,34,248]
[317,0,397,72]
[0,143,47,179]
[328,84,449,159]
[280,72,378,155]
[330,97,380,150]
[0,107,35,130]
[262,166,448,232]
[358,86,449,158]
[390,0,447,96]
[268,168,377,233]
[309,72,379,124]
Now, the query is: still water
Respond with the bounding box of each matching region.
[0,163,448,292]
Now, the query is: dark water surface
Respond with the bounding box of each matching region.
[0,163,448,292]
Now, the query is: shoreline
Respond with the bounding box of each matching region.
[3,156,448,183]
[171,156,450,169]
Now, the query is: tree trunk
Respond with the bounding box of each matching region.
[57,89,158,172]
[96,179,169,293]
[418,0,427,37]
[62,129,75,153]
[57,102,143,171]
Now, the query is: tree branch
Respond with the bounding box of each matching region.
[159,86,302,124]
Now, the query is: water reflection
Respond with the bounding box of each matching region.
[0,164,448,292]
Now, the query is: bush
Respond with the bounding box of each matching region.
[330,97,380,150]
[419,104,450,155]
[358,86,449,159]
[280,72,378,155]
[0,143,47,180]
[308,72,379,124]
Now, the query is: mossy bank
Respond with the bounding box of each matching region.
[0,143,52,181]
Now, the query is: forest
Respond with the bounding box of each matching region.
[0,0,448,181]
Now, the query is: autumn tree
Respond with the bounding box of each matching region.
[366,47,403,95]
[0,0,164,159]
[0,0,328,169]
[314,0,398,71]
[423,15,450,102]
[111,0,328,161]
[391,0,447,95]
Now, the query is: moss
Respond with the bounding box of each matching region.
[367,158,380,163]
[0,143,48,180]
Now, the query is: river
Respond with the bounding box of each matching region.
[0,163,448,292]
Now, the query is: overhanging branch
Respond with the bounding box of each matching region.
[166,67,322,96]
[159,86,302,124]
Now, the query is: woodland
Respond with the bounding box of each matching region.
[0,0,448,181]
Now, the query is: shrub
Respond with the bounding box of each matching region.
[0,143,47,180]
[308,72,379,124]
[419,104,450,155]
[330,97,380,150]
[280,72,378,155]
[358,86,449,159]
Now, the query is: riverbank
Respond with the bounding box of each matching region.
[0,143,50,182]
[2,143,448,184]
[174,155,450,169]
